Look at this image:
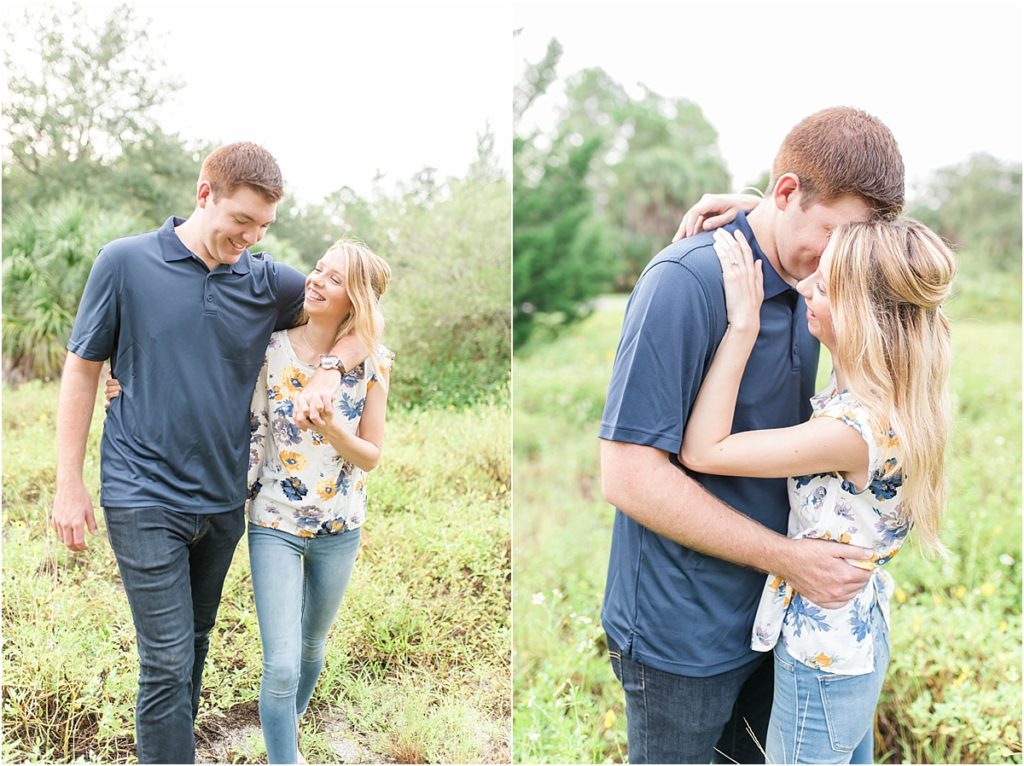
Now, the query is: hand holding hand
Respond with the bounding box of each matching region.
[779,538,875,609]
[672,193,763,242]
[294,387,334,431]
[713,228,763,336]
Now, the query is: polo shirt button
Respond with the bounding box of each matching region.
[207,295,213,302]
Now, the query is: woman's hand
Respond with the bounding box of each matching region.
[103,376,121,410]
[673,193,762,242]
[713,228,763,336]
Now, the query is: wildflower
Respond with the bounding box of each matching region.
[532,592,545,605]
[981,582,996,597]
[528,730,539,743]
[894,588,907,604]
[602,709,617,730]
[999,554,1015,567]
[955,585,967,599]
[999,620,1009,632]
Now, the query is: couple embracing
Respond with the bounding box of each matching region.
[52,142,392,764]
[600,107,955,764]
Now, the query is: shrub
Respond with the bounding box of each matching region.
[2,196,145,382]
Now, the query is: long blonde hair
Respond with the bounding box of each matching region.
[827,219,955,553]
[309,239,391,379]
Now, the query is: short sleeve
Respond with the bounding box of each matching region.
[67,248,120,362]
[272,261,307,331]
[599,260,717,454]
[368,345,395,388]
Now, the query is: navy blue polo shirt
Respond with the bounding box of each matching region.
[599,211,819,676]
[68,216,305,513]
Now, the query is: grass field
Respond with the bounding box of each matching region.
[512,296,1022,764]
[2,385,511,763]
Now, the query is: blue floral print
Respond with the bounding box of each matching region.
[246,330,393,539]
[750,381,909,676]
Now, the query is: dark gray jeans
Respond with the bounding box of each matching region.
[609,637,774,764]
[106,506,245,764]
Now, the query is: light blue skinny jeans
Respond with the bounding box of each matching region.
[248,523,362,764]
[766,602,890,764]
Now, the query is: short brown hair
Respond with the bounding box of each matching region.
[199,142,284,203]
[772,107,904,220]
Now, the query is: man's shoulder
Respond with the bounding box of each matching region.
[639,232,723,287]
[97,226,163,265]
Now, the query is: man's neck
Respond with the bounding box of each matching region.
[174,215,215,270]
[744,202,787,285]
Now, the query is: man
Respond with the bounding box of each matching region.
[51,142,365,764]
[599,107,905,764]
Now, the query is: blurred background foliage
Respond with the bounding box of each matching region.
[2,2,510,409]
[513,37,1021,346]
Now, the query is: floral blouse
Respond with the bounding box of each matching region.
[246,330,393,538]
[750,378,908,675]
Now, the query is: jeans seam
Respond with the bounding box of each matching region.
[639,662,648,762]
[818,676,857,753]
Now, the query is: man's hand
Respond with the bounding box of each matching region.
[52,481,99,552]
[672,193,763,242]
[777,538,875,609]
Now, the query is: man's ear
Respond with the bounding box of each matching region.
[196,180,214,208]
[772,173,800,211]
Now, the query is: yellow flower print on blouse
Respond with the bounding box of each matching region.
[279,450,306,475]
[316,478,338,501]
[280,366,309,396]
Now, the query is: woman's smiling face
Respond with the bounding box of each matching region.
[304,247,352,324]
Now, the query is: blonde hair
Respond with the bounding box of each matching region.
[827,219,956,553]
[310,239,391,380]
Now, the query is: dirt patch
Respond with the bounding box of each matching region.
[196,701,263,763]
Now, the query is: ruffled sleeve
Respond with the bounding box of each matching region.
[368,344,395,390]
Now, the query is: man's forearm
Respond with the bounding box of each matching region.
[601,439,787,573]
[329,331,370,372]
[56,356,104,487]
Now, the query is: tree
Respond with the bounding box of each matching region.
[556,69,731,286]
[908,153,1022,273]
[513,40,619,346]
[2,1,184,218]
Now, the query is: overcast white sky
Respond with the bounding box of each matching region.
[3,0,512,204]
[515,0,1023,198]
[4,1,1021,205]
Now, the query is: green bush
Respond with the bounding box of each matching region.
[365,146,511,409]
[2,196,146,382]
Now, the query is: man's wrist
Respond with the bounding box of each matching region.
[317,354,346,375]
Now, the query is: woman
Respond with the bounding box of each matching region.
[246,239,393,763]
[678,220,954,763]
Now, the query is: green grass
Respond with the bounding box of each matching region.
[2,385,511,764]
[512,295,1022,764]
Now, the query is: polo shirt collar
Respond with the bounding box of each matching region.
[158,216,251,274]
[730,211,793,300]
